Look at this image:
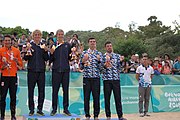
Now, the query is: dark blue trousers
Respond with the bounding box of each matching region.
[51,71,70,112]
[27,72,45,111]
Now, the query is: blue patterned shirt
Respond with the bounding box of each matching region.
[102,52,121,81]
[79,49,102,78]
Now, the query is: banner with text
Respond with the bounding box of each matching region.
[151,85,180,112]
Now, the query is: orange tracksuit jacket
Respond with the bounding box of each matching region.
[0,46,23,77]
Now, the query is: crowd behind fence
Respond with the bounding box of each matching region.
[0,33,180,75]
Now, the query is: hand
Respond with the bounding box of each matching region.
[26,43,31,50]
[82,53,89,63]
[1,62,11,70]
[50,47,55,54]
[105,61,112,68]
[97,55,100,61]
[1,64,8,70]
[43,45,48,52]
[71,47,76,52]
[13,57,19,65]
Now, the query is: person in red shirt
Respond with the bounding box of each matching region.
[162,60,172,74]
[152,57,162,75]
[0,35,23,120]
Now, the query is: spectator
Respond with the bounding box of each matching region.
[69,34,81,48]
[162,54,173,68]
[120,55,126,73]
[0,34,4,48]
[18,34,27,51]
[152,57,162,75]
[158,56,163,66]
[69,34,82,72]
[162,60,172,74]
[127,54,139,73]
[69,46,80,72]
[11,37,18,48]
[135,53,140,64]
[172,56,180,75]
[148,58,153,66]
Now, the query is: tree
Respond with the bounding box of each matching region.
[128,21,137,33]
[114,37,146,58]
[173,19,180,34]
[145,34,180,59]
[138,16,173,40]
[42,31,49,39]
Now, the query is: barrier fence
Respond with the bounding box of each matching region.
[3,71,180,115]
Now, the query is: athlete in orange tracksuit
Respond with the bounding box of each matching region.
[0,35,23,120]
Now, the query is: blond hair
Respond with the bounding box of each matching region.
[56,29,64,35]
[32,29,42,39]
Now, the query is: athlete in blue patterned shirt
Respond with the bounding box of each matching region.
[136,55,154,117]
[79,38,102,120]
[102,41,127,120]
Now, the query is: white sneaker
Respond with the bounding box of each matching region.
[144,112,150,116]
[139,113,144,117]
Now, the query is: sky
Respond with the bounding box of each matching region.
[0,0,180,33]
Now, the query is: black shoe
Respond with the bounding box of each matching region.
[37,110,45,116]
[119,117,127,120]
[106,117,111,120]
[0,117,5,120]
[29,111,34,116]
[50,110,57,116]
[63,110,71,116]
[85,117,90,120]
[94,117,99,120]
[11,116,16,120]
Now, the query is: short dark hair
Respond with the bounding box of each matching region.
[164,53,170,59]
[142,53,148,58]
[3,34,12,40]
[88,37,95,42]
[73,34,78,39]
[13,32,18,36]
[50,32,54,34]
[104,41,112,47]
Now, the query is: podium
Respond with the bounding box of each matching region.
[23,113,82,120]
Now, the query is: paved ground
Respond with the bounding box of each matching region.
[3,112,180,120]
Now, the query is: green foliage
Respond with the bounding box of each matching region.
[42,31,49,39]
[0,26,30,38]
[0,15,180,60]
[138,16,173,40]
[146,34,180,58]
[114,38,146,58]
